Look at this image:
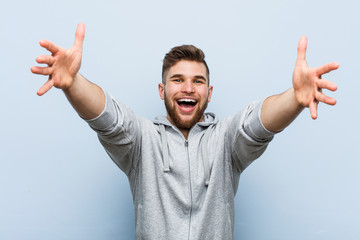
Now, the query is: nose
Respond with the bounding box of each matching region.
[181,80,194,93]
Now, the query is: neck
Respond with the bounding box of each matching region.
[179,128,190,140]
[166,115,191,140]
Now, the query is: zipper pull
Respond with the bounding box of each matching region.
[185,140,188,147]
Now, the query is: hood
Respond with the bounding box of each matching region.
[153,112,218,127]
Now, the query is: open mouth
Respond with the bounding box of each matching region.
[176,98,198,111]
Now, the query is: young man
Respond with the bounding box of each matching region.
[31,23,339,239]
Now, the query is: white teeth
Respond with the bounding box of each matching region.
[178,98,196,103]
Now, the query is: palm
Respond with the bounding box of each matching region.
[31,23,85,96]
[51,46,82,88]
[292,36,339,119]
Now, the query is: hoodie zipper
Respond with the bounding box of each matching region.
[185,139,193,240]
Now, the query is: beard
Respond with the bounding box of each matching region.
[164,91,208,130]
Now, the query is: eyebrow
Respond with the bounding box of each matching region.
[169,74,207,81]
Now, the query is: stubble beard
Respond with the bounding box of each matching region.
[164,92,208,131]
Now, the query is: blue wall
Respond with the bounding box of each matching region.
[1,0,359,239]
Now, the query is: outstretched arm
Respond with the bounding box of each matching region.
[261,36,339,133]
[31,23,105,119]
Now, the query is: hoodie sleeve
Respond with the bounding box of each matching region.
[228,100,275,173]
[85,91,141,175]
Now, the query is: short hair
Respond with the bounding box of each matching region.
[162,45,210,84]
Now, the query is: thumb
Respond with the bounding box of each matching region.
[296,35,307,61]
[74,23,85,49]
[309,100,318,120]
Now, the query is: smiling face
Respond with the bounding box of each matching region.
[159,60,213,135]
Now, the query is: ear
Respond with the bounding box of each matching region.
[207,85,213,103]
[158,83,165,100]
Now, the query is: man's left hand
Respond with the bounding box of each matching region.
[292,36,339,119]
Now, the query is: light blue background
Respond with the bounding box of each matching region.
[1,0,359,239]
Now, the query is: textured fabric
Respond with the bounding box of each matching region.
[86,91,275,240]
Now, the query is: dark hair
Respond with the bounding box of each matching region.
[162,45,210,84]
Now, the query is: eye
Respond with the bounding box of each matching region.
[173,78,182,83]
[194,79,205,84]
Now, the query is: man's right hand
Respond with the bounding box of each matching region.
[31,23,85,96]
[31,23,105,119]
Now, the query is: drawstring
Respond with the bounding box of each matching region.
[201,127,212,186]
[159,124,170,172]
[159,123,212,186]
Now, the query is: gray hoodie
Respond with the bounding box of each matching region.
[86,92,275,240]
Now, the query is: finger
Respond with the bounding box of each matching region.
[31,66,53,75]
[296,36,307,60]
[74,23,85,49]
[39,40,60,54]
[316,62,340,75]
[37,79,54,96]
[315,91,337,105]
[36,55,56,66]
[309,100,318,120]
[316,79,337,91]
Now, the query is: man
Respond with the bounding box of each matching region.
[31,23,339,239]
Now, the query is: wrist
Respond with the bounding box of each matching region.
[63,73,81,93]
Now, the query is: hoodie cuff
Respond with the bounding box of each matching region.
[85,91,117,130]
[244,100,276,141]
